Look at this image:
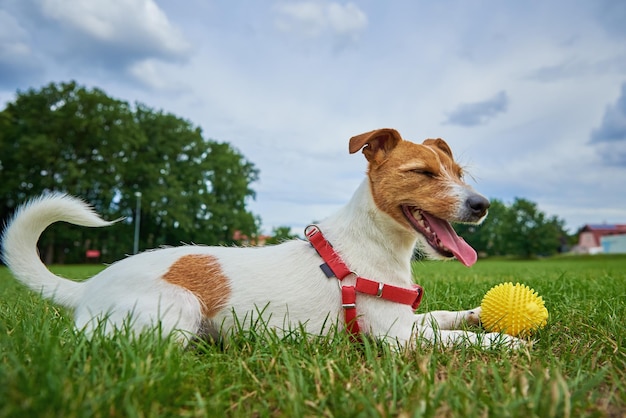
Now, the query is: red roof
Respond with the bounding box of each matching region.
[581,224,626,232]
[579,224,626,247]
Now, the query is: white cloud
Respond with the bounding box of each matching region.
[274,1,367,40]
[127,59,189,92]
[39,0,190,59]
[326,3,368,37]
[274,2,325,36]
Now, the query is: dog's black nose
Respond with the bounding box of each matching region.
[466,194,490,217]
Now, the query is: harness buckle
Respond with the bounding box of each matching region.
[376,281,384,297]
[304,224,319,238]
[342,303,356,309]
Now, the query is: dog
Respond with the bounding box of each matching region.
[1,128,522,349]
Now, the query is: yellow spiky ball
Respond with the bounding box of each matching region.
[480,282,548,337]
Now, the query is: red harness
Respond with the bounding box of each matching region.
[305,225,423,337]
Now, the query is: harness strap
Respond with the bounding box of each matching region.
[305,224,351,280]
[341,286,360,336]
[355,277,423,310]
[305,225,423,337]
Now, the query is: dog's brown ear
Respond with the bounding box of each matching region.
[349,128,402,162]
[423,138,453,158]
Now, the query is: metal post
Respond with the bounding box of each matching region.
[133,192,142,254]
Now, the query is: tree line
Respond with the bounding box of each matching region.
[0,81,259,263]
[454,198,570,259]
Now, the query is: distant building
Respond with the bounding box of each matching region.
[232,230,271,246]
[601,234,626,254]
[576,224,626,254]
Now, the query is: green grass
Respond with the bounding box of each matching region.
[1,257,625,417]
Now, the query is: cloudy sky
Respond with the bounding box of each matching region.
[1,0,625,235]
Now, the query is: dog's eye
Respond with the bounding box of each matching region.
[411,169,436,178]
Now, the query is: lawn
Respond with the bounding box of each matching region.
[0,256,625,417]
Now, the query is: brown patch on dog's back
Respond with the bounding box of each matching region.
[163,254,231,317]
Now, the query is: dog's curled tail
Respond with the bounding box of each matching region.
[1,193,118,308]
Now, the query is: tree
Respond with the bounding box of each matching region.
[454,199,508,256]
[0,81,140,214]
[501,198,566,258]
[127,104,260,248]
[455,198,568,258]
[0,81,143,263]
[0,81,259,263]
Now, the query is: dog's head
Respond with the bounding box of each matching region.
[349,128,488,267]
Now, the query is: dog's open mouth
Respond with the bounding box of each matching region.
[401,205,478,267]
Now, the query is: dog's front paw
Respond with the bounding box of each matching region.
[483,332,526,349]
[466,306,481,326]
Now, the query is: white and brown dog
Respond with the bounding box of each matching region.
[1,129,521,348]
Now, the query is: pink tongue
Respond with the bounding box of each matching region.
[422,212,478,267]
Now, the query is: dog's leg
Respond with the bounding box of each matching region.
[416,326,524,349]
[74,283,205,344]
[414,307,481,330]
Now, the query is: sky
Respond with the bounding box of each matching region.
[1,0,625,235]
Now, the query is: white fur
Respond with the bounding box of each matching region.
[2,151,523,350]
